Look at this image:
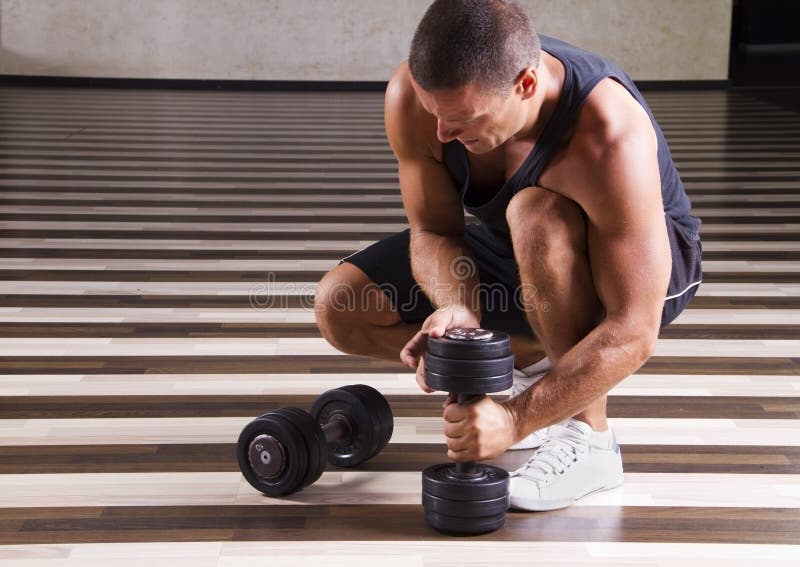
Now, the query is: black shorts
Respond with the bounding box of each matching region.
[341,215,702,335]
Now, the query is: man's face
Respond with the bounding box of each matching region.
[412,80,518,154]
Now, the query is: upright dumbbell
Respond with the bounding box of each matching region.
[422,328,514,535]
[237,384,393,497]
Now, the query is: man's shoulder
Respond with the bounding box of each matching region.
[569,78,654,162]
[385,63,414,108]
[546,78,658,200]
[385,62,439,159]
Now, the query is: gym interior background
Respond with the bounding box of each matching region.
[0,0,799,563]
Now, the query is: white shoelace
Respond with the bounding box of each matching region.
[511,423,589,483]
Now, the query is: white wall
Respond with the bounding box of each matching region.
[0,0,732,82]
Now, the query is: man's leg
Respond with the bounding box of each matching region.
[316,260,547,364]
[505,185,608,428]
[504,186,624,511]
[315,261,420,360]
[316,222,549,365]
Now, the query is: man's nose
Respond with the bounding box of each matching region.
[437,120,462,143]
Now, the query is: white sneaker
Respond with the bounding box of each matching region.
[508,359,551,450]
[509,418,624,511]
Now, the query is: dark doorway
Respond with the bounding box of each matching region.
[729,0,800,86]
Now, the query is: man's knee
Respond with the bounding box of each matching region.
[506,187,587,258]
[314,262,398,353]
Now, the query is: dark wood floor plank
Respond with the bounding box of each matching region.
[0,270,331,282]
[3,294,800,310]
[701,273,800,283]
[7,229,392,242]
[3,228,800,242]
[0,321,798,341]
[0,173,399,184]
[1,394,796,419]
[1,355,798,374]
[4,181,800,196]
[2,505,797,544]
[0,197,402,208]
[0,322,323,338]
[658,325,800,340]
[3,247,800,262]
[0,248,360,260]
[0,213,405,224]
[0,297,315,309]
[3,193,796,207]
[0,443,797,474]
[3,270,800,283]
[688,296,800,309]
[2,211,800,224]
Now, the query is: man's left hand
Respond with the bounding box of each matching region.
[442,395,516,461]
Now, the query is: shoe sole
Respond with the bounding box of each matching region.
[509,476,624,512]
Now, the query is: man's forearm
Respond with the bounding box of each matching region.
[503,317,656,438]
[410,230,481,318]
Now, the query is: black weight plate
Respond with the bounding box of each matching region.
[311,386,378,467]
[422,492,510,518]
[424,510,507,535]
[424,352,514,377]
[338,384,394,459]
[424,369,513,394]
[236,413,309,497]
[422,463,510,501]
[273,407,327,489]
[427,330,511,360]
[334,385,383,462]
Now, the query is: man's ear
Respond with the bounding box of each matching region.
[515,67,538,100]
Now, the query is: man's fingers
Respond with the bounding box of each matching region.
[443,400,470,422]
[421,311,451,337]
[399,346,417,368]
[417,381,434,393]
[443,420,467,439]
[416,355,434,393]
[400,330,427,368]
[447,448,476,462]
[427,324,446,337]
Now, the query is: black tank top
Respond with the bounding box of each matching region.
[443,35,701,244]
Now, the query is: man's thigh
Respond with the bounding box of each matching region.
[340,226,535,336]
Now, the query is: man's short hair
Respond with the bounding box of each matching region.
[409,0,541,95]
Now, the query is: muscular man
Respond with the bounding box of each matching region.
[315,0,702,511]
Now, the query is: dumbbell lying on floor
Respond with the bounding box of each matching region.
[237,384,393,497]
[422,328,515,535]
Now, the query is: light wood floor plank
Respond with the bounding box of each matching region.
[0,472,795,509]
[1,281,799,297]
[1,541,799,567]
[0,307,797,326]
[2,373,798,397]
[0,336,798,358]
[0,417,797,446]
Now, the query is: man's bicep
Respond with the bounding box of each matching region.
[587,212,671,328]
[397,157,465,237]
[583,141,671,328]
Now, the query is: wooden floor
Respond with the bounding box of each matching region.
[0,85,799,564]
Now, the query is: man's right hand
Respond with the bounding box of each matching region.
[400,305,481,393]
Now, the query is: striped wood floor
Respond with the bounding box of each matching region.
[0,85,799,565]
